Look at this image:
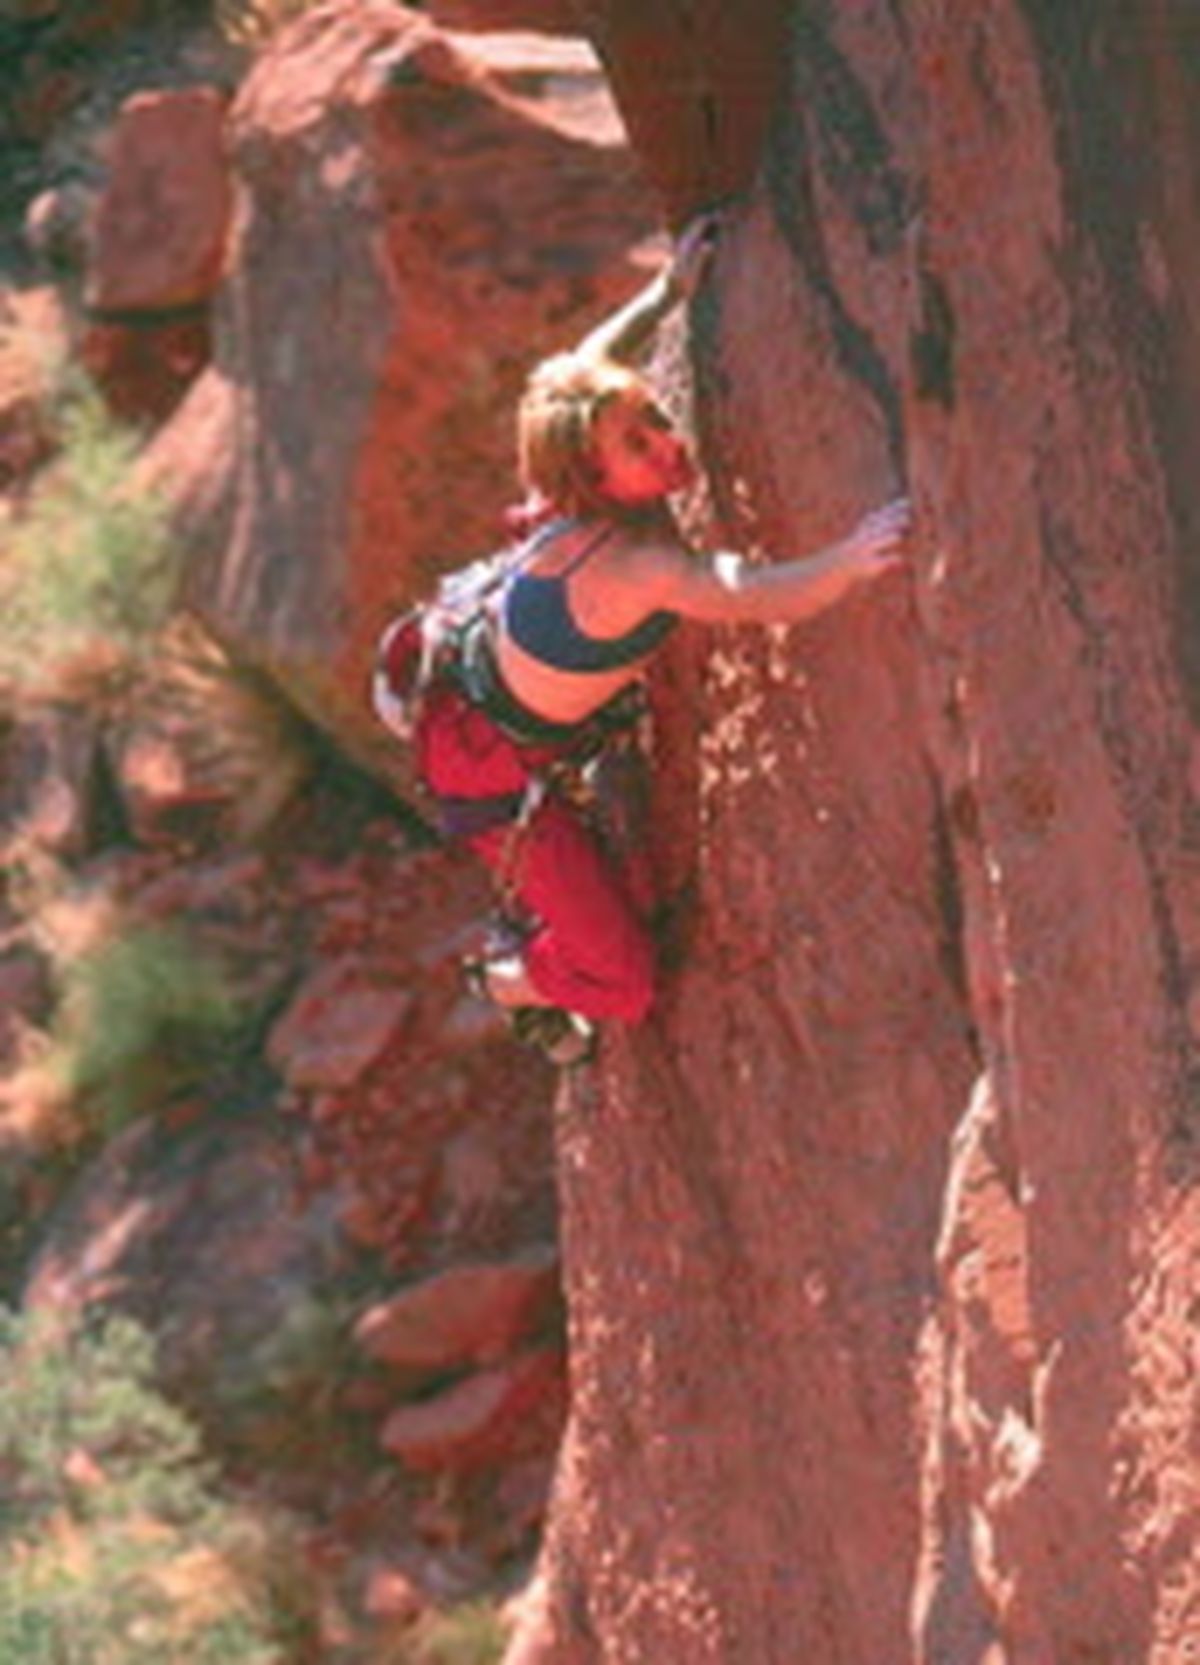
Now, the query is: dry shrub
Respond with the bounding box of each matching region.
[0,375,178,710]
[0,1308,318,1662]
[215,0,328,44]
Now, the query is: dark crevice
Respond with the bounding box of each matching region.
[791,14,914,258]
[910,268,957,411]
[699,88,719,156]
[1018,0,1200,723]
[929,779,976,1051]
[86,736,137,853]
[1038,500,1198,1158]
[761,13,911,478]
[1010,2,1200,1162]
[85,301,211,328]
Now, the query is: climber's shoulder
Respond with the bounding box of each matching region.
[603,516,697,597]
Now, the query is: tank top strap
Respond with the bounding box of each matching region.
[556,521,615,577]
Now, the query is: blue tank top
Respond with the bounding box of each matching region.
[501,520,678,674]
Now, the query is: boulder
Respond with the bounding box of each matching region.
[0,702,106,861]
[152,0,656,765]
[0,946,53,1065]
[438,28,626,148]
[361,1565,426,1625]
[21,1107,372,1471]
[0,284,67,490]
[102,616,314,851]
[380,1345,566,1474]
[132,362,237,579]
[580,0,792,221]
[354,1247,560,1375]
[24,182,93,273]
[80,86,231,423]
[266,954,416,1090]
[246,829,557,1276]
[428,1,583,33]
[85,87,232,314]
[80,315,211,427]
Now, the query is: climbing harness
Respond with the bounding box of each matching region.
[372,531,644,1071]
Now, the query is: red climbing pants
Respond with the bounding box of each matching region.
[415,682,656,1024]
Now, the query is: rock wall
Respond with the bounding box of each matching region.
[510,3,1200,1661]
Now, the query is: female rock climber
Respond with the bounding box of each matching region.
[386,217,910,1064]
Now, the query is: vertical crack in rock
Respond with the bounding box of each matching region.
[910,268,957,412]
[1018,0,1200,722]
[791,12,914,259]
[1038,500,1198,1154]
[929,769,976,1050]
[762,11,911,477]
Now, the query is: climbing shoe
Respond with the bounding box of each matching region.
[509,1006,597,1068]
[461,954,492,1003]
[461,916,530,1004]
[462,955,597,1067]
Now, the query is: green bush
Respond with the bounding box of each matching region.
[0,1307,304,1663]
[48,920,243,1136]
[412,1602,510,1665]
[0,378,178,701]
[215,0,325,44]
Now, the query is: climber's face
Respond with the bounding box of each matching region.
[590,393,694,507]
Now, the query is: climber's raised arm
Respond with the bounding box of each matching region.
[634,499,911,625]
[575,214,719,366]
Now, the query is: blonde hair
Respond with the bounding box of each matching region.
[517,352,646,517]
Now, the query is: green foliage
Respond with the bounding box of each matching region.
[48,921,243,1136]
[0,377,178,701]
[220,1288,348,1414]
[215,0,324,44]
[0,1307,295,1663]
[0,309,70,422]
[409,1601,510,1665]
[0,1309,207,1536]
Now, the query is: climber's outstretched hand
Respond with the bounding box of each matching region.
[668,210,722,299]
[841,496,912,580]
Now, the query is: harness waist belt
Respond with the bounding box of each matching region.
[436,790,526,838]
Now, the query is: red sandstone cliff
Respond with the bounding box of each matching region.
[9,1,1200,1656]
[507,4,1200,1662]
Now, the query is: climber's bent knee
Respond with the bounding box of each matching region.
[522,928,656,1026]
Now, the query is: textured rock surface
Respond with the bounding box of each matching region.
[21,1107,357,1463]
[9,0,1199,1650]
[267,954,417,1090]
[85,86,231,312]
[79,313,211,425]
[355,1247,560,1374]
[102,618,314,851]
[11,806,563,1548]
[0,285,65,487]
[427,0,581,33]
[163,0,656,764]
[505,3,1200,1662]
[79,84,231,422]
[381,1344,566,1475]
[583,0,791,222]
